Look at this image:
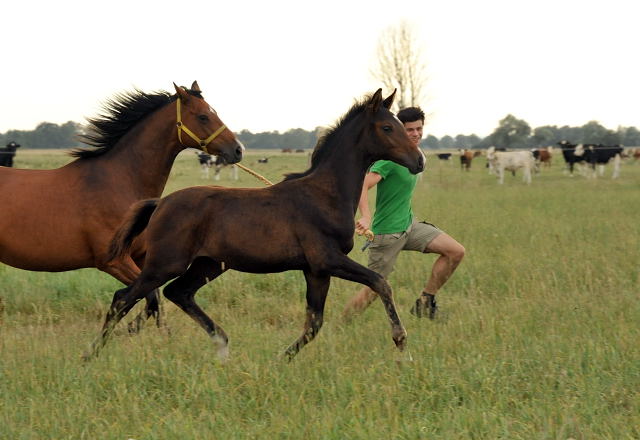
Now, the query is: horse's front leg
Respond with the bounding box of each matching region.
[283,271,330,362]
[101,255,165,334]
[327,254,406,352]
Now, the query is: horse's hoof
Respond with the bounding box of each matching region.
[394,349,414,364]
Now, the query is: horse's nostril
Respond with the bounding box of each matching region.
[235,145,243,158]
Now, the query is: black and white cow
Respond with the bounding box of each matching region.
[0,141,20,167]
[436,153,452,161]
[196,152,214,178]
[212,155,238,181]
[574,143,623,178]
[557,141,589,176]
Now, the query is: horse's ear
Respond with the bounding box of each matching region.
[173,82,190,101]
[190,81,201,92]
[382,89,396,109]
[367,88,384,113]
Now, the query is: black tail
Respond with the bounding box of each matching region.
[107,199,159,262]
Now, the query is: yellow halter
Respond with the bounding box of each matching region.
[176,98,227,154]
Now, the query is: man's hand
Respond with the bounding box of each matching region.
[355,217,371,236]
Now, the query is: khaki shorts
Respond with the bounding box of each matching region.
[368,220,443,278]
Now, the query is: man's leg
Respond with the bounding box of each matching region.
[342,285,378,319]
[423,233,465,294]
[342,234,404,320]
[412,233,465,318]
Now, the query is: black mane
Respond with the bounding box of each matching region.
[70,88,202,159]
[284,96,370,181]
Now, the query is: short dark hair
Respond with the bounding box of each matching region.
[397,107,425,124]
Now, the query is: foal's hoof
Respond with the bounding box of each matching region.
[393,333,407,352]
[81,348,97,362]
[394,349,414,364]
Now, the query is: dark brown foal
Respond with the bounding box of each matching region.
[86,89,424,361]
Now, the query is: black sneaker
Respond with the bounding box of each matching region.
[410,293,437,319]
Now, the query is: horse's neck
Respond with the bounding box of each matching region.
[308,141,371,215]
[100,110,182,198]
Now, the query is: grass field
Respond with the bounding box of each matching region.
[1,149,639,439]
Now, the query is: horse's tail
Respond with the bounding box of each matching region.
[108,199,159,262]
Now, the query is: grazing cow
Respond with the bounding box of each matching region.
[281,148,293,153]
[257,157,269,164]
[632,148,640,161]
[295,149,305,153]
[486,147,535,184]
[485,146,506,173]
[531,146,553,169]
[213,155,238,181]
[574,143,623,178]
[459,149,481,171]
[196,152,214,178]
[0,141,20,167]
[436,153,452,161]
[557,140,589,176]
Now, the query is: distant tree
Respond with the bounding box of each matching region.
[281,128,315,150]
[531,126,558,147]
[620,126,640,146]
[370,20,428,111]
[581,121,606,142]
[580,120,618,144]
[439,135,454,149]
[488,114,531,149]
[455,134,482,149]
[422,134,439,149]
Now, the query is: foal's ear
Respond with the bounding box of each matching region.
[173,82,190,102]
[382,89,396,109]
[190,81,201,92]
[367,88,384,113]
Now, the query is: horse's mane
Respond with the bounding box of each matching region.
[70,88,203,159]
[283,96,370,181]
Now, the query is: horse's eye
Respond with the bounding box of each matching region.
[198,114,209,122]
[382,125,392,132]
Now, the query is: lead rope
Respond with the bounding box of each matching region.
[235,163,274,186]
[234,160,373,250]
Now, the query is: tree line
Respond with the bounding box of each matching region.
[2,115,639,152]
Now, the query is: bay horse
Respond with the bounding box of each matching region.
[0,81,243,329]
[86,89,425,361]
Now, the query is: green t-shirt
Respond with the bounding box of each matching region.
[369,160,417,234]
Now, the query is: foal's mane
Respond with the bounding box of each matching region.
[284,96,370,181]
[70,87,202,159]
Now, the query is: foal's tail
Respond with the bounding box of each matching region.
[108,199,159,262]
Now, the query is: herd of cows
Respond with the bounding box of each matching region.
[436,141,636,184]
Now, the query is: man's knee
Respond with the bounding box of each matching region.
[446,243,465,265]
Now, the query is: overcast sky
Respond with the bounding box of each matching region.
[1,0,638,137]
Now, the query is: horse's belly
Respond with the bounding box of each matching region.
[0,227,93,271]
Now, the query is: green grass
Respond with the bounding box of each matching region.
[1,150,639,439]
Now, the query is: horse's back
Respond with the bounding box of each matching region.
[146,185,311,272]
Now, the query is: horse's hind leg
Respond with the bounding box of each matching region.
[283,272,330,362]
[127,289,166,334]
[327,254,407,352]
[162,257,229,361]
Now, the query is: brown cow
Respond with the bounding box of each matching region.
[459,149,481,171]
[532,146,553,169]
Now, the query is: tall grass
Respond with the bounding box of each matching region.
[1,150,638,439]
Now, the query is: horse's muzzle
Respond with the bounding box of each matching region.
[223,142,244,164]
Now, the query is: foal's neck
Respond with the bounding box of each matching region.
[311,135,372,215]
